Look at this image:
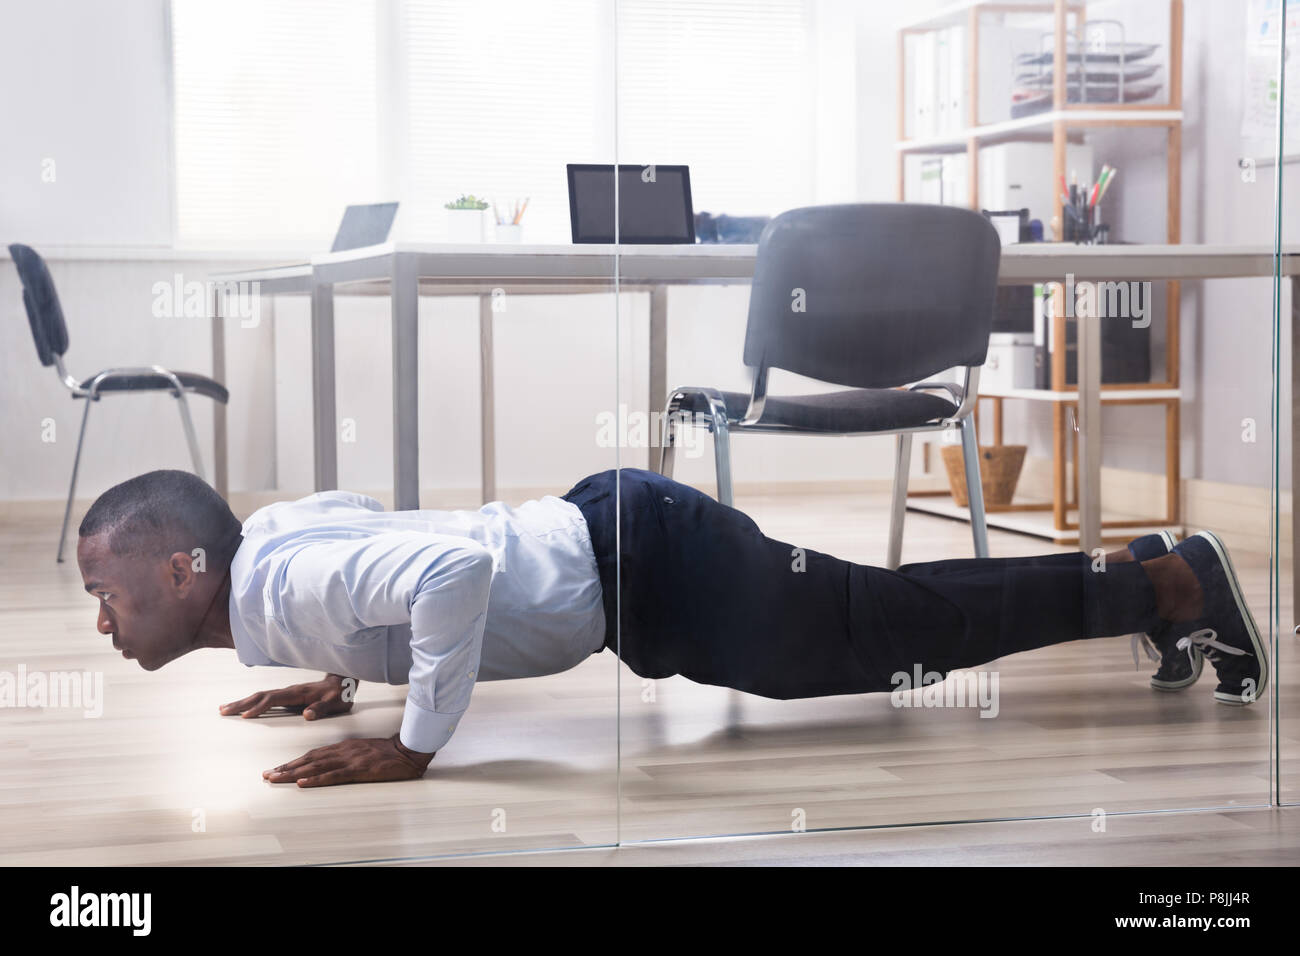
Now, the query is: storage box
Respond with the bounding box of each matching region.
[981,332,1035,391]
[978,142,1094,225]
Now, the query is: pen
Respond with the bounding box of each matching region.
[1098,167,1117,202]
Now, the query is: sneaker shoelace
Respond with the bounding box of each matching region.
[1130,632,1161,670]
[1175,627,1251,668]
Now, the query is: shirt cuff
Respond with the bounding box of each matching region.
[399,698,460,755]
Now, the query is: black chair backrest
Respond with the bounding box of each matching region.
[9,244,69,367]
[741,203,1001,389]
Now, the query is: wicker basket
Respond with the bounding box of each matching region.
[940,444,1027,508]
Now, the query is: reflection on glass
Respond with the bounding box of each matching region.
[613,0,1283,843]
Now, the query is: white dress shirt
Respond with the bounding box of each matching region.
[227,490,607,754]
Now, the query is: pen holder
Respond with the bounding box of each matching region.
[494,224,522,243]
[1069,203,1109,245]
[446,208,485,243]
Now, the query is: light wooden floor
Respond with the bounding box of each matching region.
[1,485,1296,866]
[377,806,1300,866]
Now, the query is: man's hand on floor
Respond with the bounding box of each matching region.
[220,674,358,720]
[263,734,434,787]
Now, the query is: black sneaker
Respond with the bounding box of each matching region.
[1147,635,1202,690]
[1169,531,1267,706]
[1126,532,1203,691]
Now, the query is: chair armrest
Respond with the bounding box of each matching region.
[665,386,733,429]
[907,381,965,404]
[911,367,982,426]
[81,365,187,399]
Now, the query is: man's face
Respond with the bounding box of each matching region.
[76,533,199,671]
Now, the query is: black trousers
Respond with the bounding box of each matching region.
[562,468,1162,699]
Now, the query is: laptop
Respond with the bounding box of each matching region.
[566,164,695,243]
[255,202,399,273]
[330,202,400,252]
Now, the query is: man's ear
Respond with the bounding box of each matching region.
[168,550,200,594]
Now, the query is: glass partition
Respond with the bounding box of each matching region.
[1267,0,1298,808]
[1,0,1292,871]
[2,0,622,867]
[304,0,623,861]
[612,0,1289,843]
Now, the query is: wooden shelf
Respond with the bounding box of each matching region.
[904,494,1175,545]
[897,109,1183,155]
[979,386,1181,402]
[899,0,1085,35]
[898,1,1184,540]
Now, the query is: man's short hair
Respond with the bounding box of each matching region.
[78,470,243,570]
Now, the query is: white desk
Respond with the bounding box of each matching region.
[212,243,756,509]
[211,241,1300,565]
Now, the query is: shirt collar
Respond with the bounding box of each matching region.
[226,553,278,668]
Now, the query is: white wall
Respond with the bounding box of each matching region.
[1,0,1292,505]
[0,0,173,246]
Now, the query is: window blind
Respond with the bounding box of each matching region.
[399,0,610,244]
[171,0,380,246]
[169,0,816,245]
[614,0,815,219]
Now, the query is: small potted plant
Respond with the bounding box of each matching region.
[445,194,489,243]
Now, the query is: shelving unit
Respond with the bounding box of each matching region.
[895,0,1185,545]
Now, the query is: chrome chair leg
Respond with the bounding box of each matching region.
[57,398,94,563]
[175,390,206,482]
[886,432,912,569]
[658,403,678,478]
[711,416,734,507]
[960,416,989,558]
[682,388,737,507]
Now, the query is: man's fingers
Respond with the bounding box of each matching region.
[221,688,305,717]
[264,746,329,777]
[218,692,264,715]
[240,694,280,719]
[295,768,357,788]
[264,758,342,783]
[223,682,352,719]
[259,737,426,787]
[302,695,331,719]
[303,694,349,720]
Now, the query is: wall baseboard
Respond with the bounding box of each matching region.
[5,462,1287,558]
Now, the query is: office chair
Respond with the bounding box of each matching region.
[656,203,1001,567]
[9,244,230,562]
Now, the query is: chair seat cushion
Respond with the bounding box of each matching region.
[674,387,958,433]
[79,371,229,404]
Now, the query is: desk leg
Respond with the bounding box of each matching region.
[310,278,338,493]
[480,294,496,505]
[392,256,420,511]
[649,286,668,432]
[211,287,228,500]
[1077,312,1102,554]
